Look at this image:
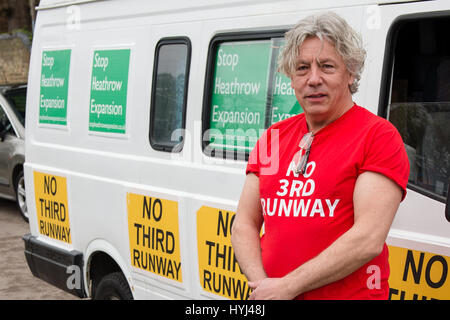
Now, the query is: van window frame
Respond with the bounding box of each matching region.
[378,10,450,204]
[149,36,191,153]
[202,30,286,161]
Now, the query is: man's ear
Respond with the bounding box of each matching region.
[348,73,356,89]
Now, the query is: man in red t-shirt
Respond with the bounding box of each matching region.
[231,12,410,300]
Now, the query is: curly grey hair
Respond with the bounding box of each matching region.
[278,12,366,94]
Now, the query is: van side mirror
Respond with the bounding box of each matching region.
[446,184,450,223]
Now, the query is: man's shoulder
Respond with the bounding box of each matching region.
[350,105,404,151]
[353,105,398,132]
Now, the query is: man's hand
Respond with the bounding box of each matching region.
[248,278,296,300]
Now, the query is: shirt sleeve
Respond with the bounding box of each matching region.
[359,120,411,200]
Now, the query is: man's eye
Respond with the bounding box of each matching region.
[322,64,334,69]
[297,65,308,71]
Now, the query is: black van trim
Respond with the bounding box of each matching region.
[201,30,286,161]
[446,184,450,222]
[149,37,192,153]
[23,233,87,298]
[378,10,450,204]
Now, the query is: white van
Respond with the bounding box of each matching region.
[23,0,450,300]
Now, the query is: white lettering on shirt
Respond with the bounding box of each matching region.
[262,161,340,218]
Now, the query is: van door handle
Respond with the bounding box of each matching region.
[446,184,450,223]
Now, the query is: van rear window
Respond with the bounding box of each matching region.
[203,33,302,160]
[150,38,191,152]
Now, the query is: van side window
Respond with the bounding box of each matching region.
[202,33,302,160]
[150,38,191,152]
[387,17,450,201]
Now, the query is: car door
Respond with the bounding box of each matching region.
[0,104,16,196]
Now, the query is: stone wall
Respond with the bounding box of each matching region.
[0,32,30,85]
[0,0,38,85]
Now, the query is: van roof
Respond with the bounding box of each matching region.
[36,0,429,11]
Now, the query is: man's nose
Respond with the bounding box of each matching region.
[307,64,322,86]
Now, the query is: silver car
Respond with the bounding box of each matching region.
[0,85,27,221]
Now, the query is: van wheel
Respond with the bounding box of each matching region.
[14,170,28,222]
[93,272,133,300]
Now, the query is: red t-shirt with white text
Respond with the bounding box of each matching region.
[246,104,410,300]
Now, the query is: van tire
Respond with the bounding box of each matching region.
[14,170,28,222]
[93,272,133,300]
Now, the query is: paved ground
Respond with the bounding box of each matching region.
[0,198,80,300]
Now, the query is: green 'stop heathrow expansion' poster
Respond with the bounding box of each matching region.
[208,38,302,153]
[209,41,271,153]
[39,49,71,126]
[89,49,131,134]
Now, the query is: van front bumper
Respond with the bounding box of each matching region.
[23,234,87,298]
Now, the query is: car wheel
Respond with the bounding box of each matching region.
[15,170,28,222]
[93,272,133,300]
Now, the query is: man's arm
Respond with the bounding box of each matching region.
[248,171,403,299]
[231,173,267,282]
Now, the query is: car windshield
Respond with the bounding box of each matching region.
[4,87,26,126]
